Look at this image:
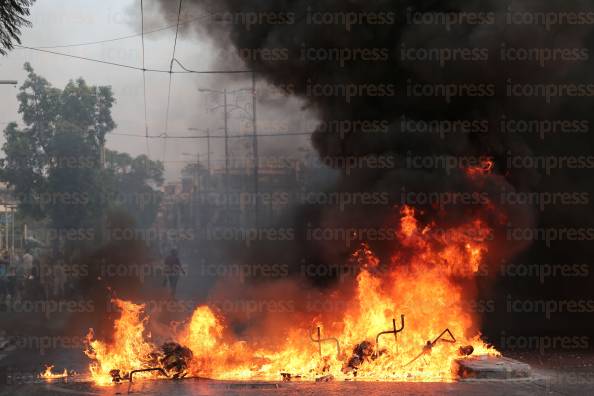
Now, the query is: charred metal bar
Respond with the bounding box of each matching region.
[431,328,456,345]
[309,326,341,358]
[403,328,457,367]
[127,367,169,394]
[375,315,405,352]
[129,367,169,383]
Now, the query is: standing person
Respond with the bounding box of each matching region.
[164,249,185,297]
[0,251,7,302]
[21,250,34,299]
[21,251,33,279]
[4,250,17,301]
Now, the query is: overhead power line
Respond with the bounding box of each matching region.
[14,45,253,74]
[163,0,184,162]
[23,11,216,49]
[109,131,312,139]
[15,44,170,72]
[171,58,252,74]
[140,0,150,156]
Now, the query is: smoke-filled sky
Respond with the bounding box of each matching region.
[0,0,593,355]
[0,0,313,179]
[144,0,594,337]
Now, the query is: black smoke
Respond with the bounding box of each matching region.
[155,0,594,342]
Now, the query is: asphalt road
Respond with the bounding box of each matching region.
[1,311,593,395]
[1,367,592,396]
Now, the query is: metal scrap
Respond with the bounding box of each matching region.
[403,328,457,367]
[309,326,341,359]
[375,315,405,356]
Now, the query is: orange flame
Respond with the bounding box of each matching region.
[85,299,157,385]
[84,206,499,383]
[39,365,68,379]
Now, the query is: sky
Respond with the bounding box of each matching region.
[0,0,313,180]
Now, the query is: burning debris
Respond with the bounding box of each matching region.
[374,316,405,357]
[309,327,341,359]
[458,345,475,357]
[84,300,195,385]
[77,208,501,384]
[158,342,194,379]
[343,341,375,374]
[105,342,193,384]
[403,329,457,368]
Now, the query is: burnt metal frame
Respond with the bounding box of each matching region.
[403,327,457,367]
[309,326,341,358]
[128,367,169,383]
[127,367,169,393]
[430,328,456,346]
[375,315,405,352]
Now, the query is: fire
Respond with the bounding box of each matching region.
[39,365,68,379]
[84,206,499,384]
[84,299,157,385]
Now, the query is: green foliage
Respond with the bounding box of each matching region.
[1,63,164,250]
[0,0,35,55]
[1,63,115,229]
[105,149,164,229]
[45,127,103,231]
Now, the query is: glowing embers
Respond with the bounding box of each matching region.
[39,365,69,379]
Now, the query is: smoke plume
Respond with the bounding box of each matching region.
[154,0,594,338]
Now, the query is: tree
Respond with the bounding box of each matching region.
[0,0,36,55]
[1,63,116,250]
[181,162,204,179]
[104,149,164,230]
[2,63,165,255]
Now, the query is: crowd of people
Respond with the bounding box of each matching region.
[0,249,69,302]
[0,247,187,303]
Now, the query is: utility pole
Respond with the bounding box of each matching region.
[197,86,252,224]
[194,153,200,191]
[197,88,230,211]
[0,208,3,251]
[251,72,259,228]
[223,88,229,203]
[4,207,8,256]
[223,88,231,224]
[10,206,14,257]
[205,128,211,175]
[194,152,201,232]
[188,128,211,173]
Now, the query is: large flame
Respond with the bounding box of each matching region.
[84,299,158,385]
[85,206,499,384]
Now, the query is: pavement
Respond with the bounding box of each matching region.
[1,310,593,395]
[0,377,583,396]
[1,362,593,396]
